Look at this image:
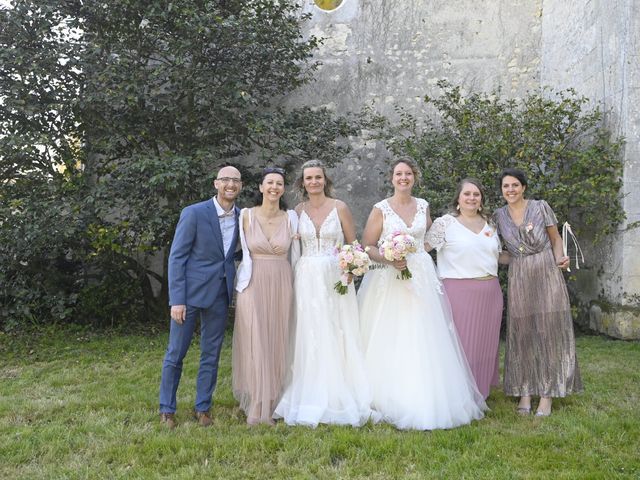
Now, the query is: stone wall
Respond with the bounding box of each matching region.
[540,0,640,338]
[290,0,542,230]
[286,0,640,338]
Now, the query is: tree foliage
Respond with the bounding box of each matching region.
[383,81,625,239]
[0,0,361,329]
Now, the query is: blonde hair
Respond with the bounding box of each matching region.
[294,159,334,199]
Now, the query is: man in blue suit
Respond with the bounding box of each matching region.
[159,165,242,428]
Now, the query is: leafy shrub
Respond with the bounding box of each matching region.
[383,81,624,240]
[0,178,84,330]
[0,0,361,329]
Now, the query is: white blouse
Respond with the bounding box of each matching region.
[426,214,500,279]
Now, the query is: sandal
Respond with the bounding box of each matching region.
[535,397,552,417]
[516,406,531,415]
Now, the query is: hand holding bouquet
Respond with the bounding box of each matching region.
[333,241,371,295]
[378,231,417,280]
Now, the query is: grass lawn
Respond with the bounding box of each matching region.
[1,326,638,479]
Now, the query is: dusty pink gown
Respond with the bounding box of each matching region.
[232,210,293,424]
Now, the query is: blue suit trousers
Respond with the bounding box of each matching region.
[159,284,229,413]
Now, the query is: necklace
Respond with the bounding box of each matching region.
[256,207,281,225]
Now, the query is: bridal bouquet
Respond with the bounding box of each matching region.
[379,231,417,280]
[333,241,371,295]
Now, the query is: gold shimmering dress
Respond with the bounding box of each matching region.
[494,199,583,397]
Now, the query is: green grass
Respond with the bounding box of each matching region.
[1,327,639,479]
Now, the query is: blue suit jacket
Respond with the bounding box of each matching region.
[168,199,240,308]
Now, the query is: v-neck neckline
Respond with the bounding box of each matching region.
[507,200,529,227]
[452,215,487,235]
[253,209,286,244]
[386,198,418,229]
[303,206,336,237]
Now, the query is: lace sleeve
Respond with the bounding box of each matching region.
[374,199,391,217]
[426,216,448,251]
[416,197,429,214]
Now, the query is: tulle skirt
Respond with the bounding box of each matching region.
[232,255,293,424]
[358,252,487,430]
[274,255,375,427]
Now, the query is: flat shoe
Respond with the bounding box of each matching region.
[535,410,551,417]
[516,407,531,415]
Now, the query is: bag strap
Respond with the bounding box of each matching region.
[562,221,585,272]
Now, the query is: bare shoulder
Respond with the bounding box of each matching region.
[364,204,384,226]
[334,198,351,212]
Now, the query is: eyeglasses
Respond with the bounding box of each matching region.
[216,177,242,184]
[263,166,285,175]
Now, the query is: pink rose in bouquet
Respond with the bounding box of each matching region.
[378,231,417,280]
[334,241,371,295]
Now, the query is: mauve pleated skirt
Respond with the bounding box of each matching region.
[443,278,503,399]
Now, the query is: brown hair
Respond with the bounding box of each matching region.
[451,177,489,221]
[499,168,528,188]
[389,156,422,183]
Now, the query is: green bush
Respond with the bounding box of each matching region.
[383,81,624,240]
[0,178,84,330]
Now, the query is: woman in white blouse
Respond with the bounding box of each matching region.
[425,178,504,399]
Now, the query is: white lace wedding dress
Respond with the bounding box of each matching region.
[357,198,487,430]
[273,204,374,427]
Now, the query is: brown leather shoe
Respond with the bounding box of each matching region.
[160,413,176,429]
[195,410,212,427]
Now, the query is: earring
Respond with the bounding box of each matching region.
[478,206,482,212]
[456,205,460,211]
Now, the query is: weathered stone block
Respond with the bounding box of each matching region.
[589,303,640,340]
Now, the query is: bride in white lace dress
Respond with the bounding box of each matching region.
[358,158,487,430]
[273,160,374,427]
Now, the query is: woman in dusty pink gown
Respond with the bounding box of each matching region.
[232,167,298,425]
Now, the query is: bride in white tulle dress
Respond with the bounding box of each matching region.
[358,158,487,430]
[273,160,374,427]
